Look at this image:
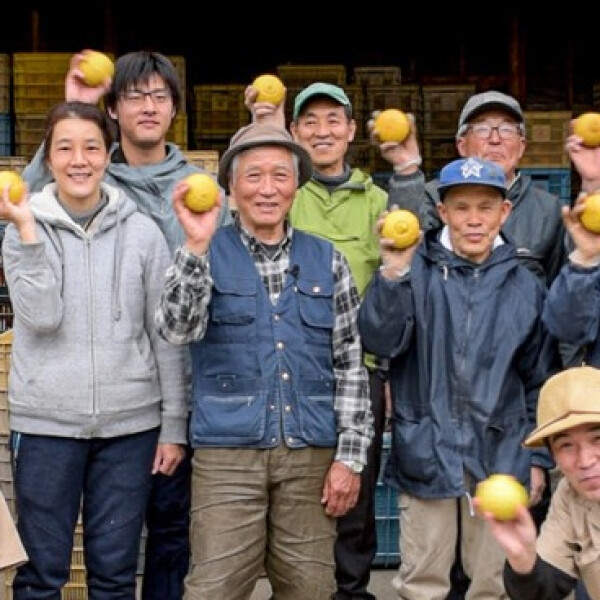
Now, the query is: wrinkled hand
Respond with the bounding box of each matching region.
[152,443,186,476]
[172,179,223,256]
[368,111,421,171]
[65,50,112,104]
[561,194,600,262]
[321,461,360,517]
[0,182,36,242]
[244,84,286,127]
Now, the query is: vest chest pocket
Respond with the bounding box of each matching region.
[209,277,257,335]
[296,278,334,331]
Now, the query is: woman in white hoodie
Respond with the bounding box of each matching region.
[0,101,187,600]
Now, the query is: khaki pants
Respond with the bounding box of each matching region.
[185,445,336,600]
[392,492,509,600]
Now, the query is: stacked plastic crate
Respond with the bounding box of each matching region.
[12,53,73,160]
[166,55,188,150]
[373,431,400,568]
[0,55,11,156]
[421,84,476,178]
[349,66,409,177]
[276,63,348,127]
[192,82,248,161]
[520,110,572,205]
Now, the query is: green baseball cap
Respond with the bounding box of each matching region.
[293,82,352,121]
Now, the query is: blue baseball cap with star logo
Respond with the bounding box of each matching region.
[438,157,507,199]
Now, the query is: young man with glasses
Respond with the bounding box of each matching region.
[21,49,232,600]
[373,91,567,598]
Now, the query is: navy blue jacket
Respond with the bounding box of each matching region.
[358,228,559,498]
[542,261,600,367]
[188,226,337,449]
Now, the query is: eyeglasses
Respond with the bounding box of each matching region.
[120,88,172,106]
[466,123,523,140]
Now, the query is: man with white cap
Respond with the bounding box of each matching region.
[477,365,600,599]
[358,156,560,599]
[155,121,374,600]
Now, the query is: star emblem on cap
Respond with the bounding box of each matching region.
[460,157,483,179]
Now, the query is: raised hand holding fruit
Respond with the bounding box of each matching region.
[573,112,600,148]
[182,174,220,213]
[373,109,411,143]
[475,474,529,521]
[252,74,286,105]
[381,209,420,249]
[580,193,600,233]
[79,50,114,87]
[0,170,26,204]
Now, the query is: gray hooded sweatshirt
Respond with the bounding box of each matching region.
[2,182,188,443]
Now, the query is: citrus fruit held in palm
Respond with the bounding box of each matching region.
[374,109,411,143]
[79,50,114,87]
[0,170,26,204]
[183,173,220,213]
[381,209,420,249]
[573,113,600,147]
[580,193,600,233]
[475,474,529,521]
[252,74,286,105]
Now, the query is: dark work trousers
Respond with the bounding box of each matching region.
[141,443,193,600]
[445,470,553,600]
[12,429,158,600]
[333,368,387,600]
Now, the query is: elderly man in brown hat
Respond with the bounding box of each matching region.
[476,365,600,600]
[155,121,374,600]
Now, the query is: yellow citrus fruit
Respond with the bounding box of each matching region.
[183,173,220,213]
[381,209,420,249]
[573,112,600,148]
[374,109,411,143]
[475,474,529,521]
[0,170,26,204]
[580,193,600,233]
[252,74,286,105]
[79,50,114,87]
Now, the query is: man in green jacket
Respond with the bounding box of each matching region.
[247,81,388,600]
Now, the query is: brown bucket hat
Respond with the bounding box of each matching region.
[524,366,600,447]
[217,122,313,191]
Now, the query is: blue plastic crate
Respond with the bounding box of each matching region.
[520,167,572,206]
[0,113,11,156]
[373,432,400,567]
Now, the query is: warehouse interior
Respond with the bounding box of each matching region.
[0,6,597,598]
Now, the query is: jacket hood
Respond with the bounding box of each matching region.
[107,142,188,183]
[29,181,136,228]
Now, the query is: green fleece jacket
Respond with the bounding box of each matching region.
[289,168,388,298]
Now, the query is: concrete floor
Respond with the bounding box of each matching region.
[1,566,398,600]
[250,568,397,599]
